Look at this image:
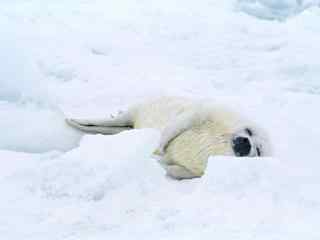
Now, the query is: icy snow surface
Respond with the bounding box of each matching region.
[237,0,320,20]
[1,0,320,239]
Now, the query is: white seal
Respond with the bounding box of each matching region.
[66,97,272,179]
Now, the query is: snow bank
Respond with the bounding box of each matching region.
[0,28,83,153]
[30,129,161,200]
[1,144,319,239]
[0,102,82,153]
[237,0,320,20]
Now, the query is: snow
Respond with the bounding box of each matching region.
[0,32,44,103]
[0,102,82,152]
[1,0,320,239]
[237,0,320,20]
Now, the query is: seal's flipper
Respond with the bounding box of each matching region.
[164,165,201,180]
[157,109,208,154]
[67,111,133,127]
[66,117,133,135]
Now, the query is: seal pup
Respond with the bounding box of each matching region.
[66,97,271,179]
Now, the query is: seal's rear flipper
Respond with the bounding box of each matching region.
[66,118,133,135]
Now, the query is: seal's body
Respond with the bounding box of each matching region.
[67,97,271,179]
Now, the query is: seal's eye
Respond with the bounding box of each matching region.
[232,137,251,157]
[245,128,253,136]
[256,147,261,156]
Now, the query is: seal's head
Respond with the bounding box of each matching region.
[232,127,272,157]
[159,105,273,179]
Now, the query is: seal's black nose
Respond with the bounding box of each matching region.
[232,136,251,157]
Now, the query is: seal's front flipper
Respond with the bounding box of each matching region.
[157,109,208,155]
[164,165,202,180]
[66,118,133,135]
